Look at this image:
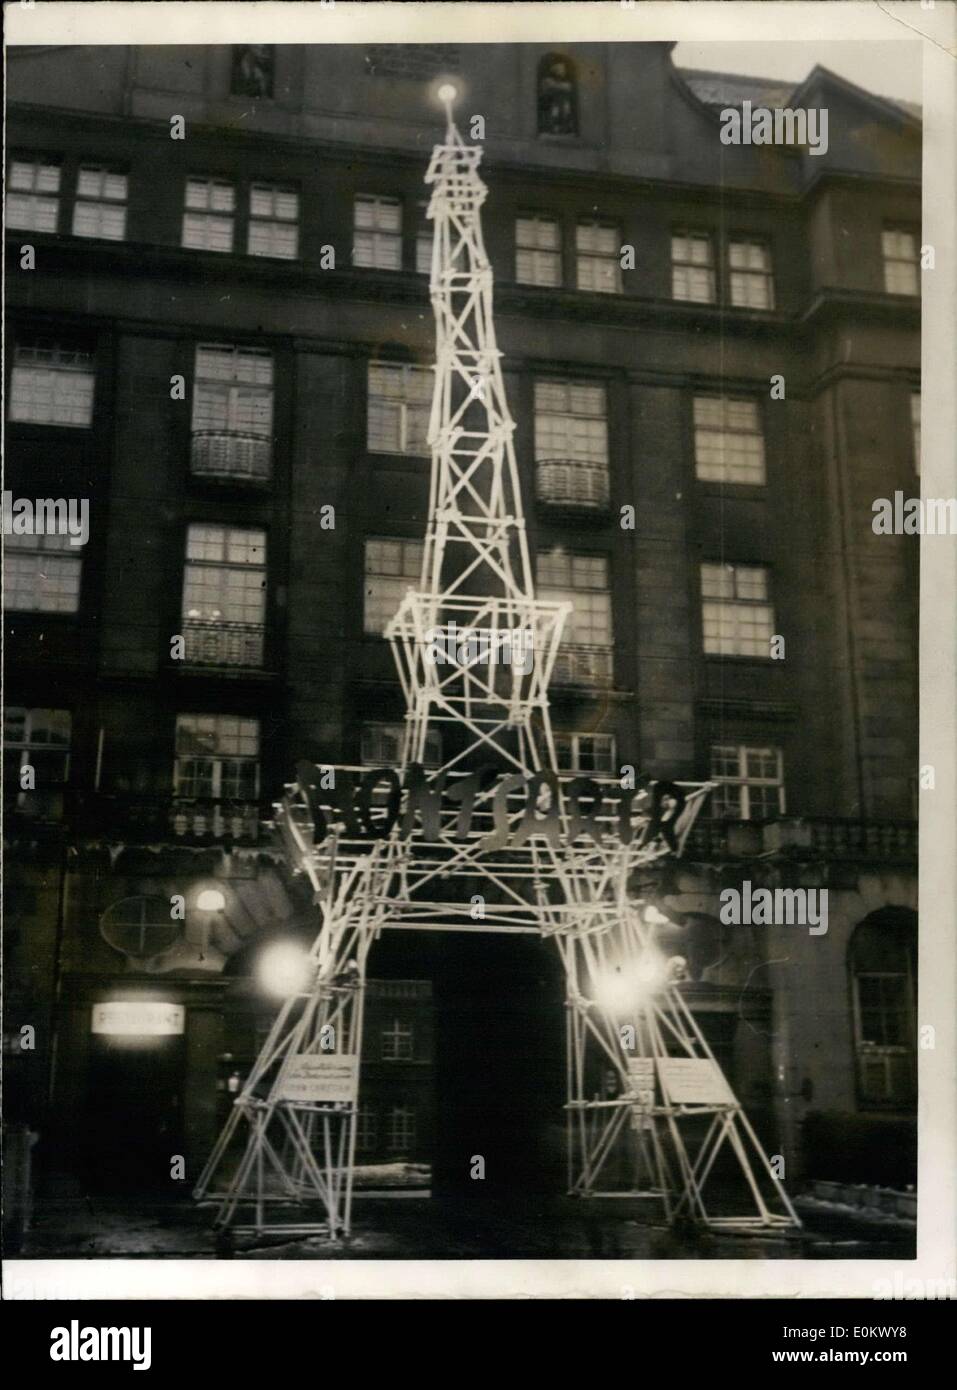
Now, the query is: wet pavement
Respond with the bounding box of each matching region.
[18,1190,916,1261]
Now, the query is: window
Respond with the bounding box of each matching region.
[694,396,766,485]
[576,220,621,294]
[700,563,774,657]
[72,167,127,240]
[231,45,275,98]
[388,1105,417,1151]
[535,380,609,505]
[4,533,83,614]
[364,538,423,635]
[516,214,562,287]
[182,525,267,666]
[174,715,260,800]
[182,177,236,252]
[728,238,774,310]
[850,911,916,1108]
[356,1107,378,1152]
[538,549,612,683]
[381,1020,414,1061]
[7,157,60,232]
[709,744,785,820]
[882,227,919,295]
[353,194,402,270]
[4,708,71,815]
[911,392,921,474]
[554,732,616,775]
[191,346,274,485]
[9,341,95,427]
[672,230,716,303]
[248,183,298,259]
[537,53,578,136]
[192,344,274,435]
[362,722,442,768]
[416,201,433,276]
[367,363,431,455]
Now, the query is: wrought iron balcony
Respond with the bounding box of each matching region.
[536,458,610,509]
[183,619,265,668]
[190,430,272,484]
[551,643,614,686]
[685,817,918,863]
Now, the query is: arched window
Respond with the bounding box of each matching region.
[849,908,916,1109]
[537,54,579,137]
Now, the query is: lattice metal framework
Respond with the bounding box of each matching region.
[194,95,800,1241]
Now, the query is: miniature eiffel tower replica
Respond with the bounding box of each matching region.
[194,88,800,1240]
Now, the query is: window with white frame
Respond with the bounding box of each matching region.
[356,1107,378,1152]
[361,722,441,768]
[693,396,766,485]
[672,230,716,303]
[728,238,774,310]
[535,380,609,505]
[554,731,616,775]
[381,1019,414,1061]
[700,563,774,657]
[72,167,128,240]
[881,227,919,295]
[709,744,785,820]
[911,392,921,474]
[516,214,562,287]
[367,363,431,455]
[7,156,61,232]
[353,194,402,270]
[3,532,83,614]
[537,549,613,677]
[182,176,236,252]
[4,708,72,810]
[9,341,95,428]
[388,1105,416,1151]
[174,714,260,800]
[576,220,621,294]
[415,201,433,276]
[192,345,274,437]
[247,183,299,259]
[363,538,423,635]
[182,525,267,666]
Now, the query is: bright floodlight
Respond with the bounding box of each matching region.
[196,888,226,912]
[257,941,313,999]
[592,965,638,1015]
[592,951,670,1014]
[437,82,458,106]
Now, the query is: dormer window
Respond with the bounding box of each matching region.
[537,54,578,137]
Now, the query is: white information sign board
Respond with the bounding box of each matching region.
[91,1002,184,1036]
[657,1057,734,1106]
[280,1054,359,1104]
[625,1057,655,1106]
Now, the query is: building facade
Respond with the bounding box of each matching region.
[5,42,920,1200]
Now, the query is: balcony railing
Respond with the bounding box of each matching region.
[191,430,272,484]
[536,458,610,509]
[183,619,265,668]
[686,817,918,863]
[170,798,262,844]
[551,643,613,685]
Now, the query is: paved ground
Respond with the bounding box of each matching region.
[17,1191,915,1261]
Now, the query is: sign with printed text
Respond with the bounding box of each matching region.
[91,1002,184,1036]
[657,1057,734,1106]
[279,1054,359,1104]
[625,1056,656,1106]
